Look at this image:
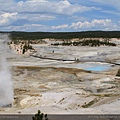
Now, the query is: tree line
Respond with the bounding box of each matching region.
[51,39,116,47]
[0,31,120,40]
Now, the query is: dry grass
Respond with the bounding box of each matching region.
[92,93,120,97]
[81,98,100,108]
[14,66,91,74]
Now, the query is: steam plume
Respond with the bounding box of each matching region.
[0,33,14,107]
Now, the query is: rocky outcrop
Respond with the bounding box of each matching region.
[116,68,120,76]
[9,41,36,54]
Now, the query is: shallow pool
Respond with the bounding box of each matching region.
[86,65,110,71]
[75,62,111,72]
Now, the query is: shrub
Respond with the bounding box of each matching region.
[32,110,49,120]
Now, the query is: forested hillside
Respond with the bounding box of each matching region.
[0,31,120,40]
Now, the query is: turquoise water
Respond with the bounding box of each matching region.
[86,65,110,71]
[75,62,111,72]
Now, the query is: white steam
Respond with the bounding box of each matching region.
[0,33,14,107]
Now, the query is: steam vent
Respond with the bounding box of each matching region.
[0,34,14,108]
[2,104,12,108]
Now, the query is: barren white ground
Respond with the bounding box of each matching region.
[0,38,120,114]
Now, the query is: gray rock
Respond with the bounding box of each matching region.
[116,68,120,76]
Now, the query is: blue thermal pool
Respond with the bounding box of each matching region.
[86,65,110,71]
[75,62,111,72]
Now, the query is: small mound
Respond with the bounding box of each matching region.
[116,68,120,76]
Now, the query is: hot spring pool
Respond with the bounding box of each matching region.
[86,65,110,71]
[75,62,111,72]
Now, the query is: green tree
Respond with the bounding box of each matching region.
[32,110,49,120]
